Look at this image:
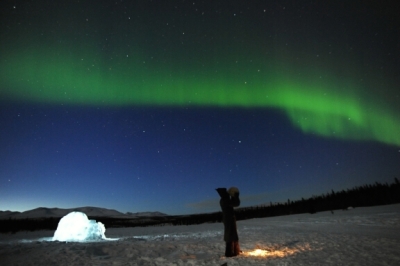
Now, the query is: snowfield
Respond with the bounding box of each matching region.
[1,204,400,265]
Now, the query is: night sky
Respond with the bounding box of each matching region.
[1,1,399,215]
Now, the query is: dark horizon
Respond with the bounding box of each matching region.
[2,178,400,218]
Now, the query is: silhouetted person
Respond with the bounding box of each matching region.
[216,187,241,257]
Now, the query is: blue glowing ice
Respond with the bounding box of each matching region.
[52,211,106,242]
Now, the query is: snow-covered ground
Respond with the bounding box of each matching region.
[1,204,400,265]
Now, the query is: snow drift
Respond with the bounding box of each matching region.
[1,204,399,265]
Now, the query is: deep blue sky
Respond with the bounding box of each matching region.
[1,0,399,215]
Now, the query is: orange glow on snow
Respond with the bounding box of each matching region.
[246,249,269,256]
[243,243,312,258]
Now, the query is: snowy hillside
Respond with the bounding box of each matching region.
[1,204,399,265]
[0,207,167,219]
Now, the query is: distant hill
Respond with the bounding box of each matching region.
[126,211,167,217]
[0,207,167,220]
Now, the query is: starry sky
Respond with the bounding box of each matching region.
[1,0,399,215]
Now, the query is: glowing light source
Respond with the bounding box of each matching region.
[243,244,313,258]
[246,249,269,257]
[52,211,106,242]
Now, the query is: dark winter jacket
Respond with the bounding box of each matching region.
[216,188,240,242]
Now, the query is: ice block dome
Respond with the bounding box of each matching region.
[53,211,106,242]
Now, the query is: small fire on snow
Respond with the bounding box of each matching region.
[243,243,312,258]
[246,249,269,257]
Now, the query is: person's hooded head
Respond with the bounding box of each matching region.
[228,187,239,197]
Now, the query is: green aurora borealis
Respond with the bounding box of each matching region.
[1,44,399,147]
[1,1,399,147]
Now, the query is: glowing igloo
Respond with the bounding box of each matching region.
[53,211,106,242]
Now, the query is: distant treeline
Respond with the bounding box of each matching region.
[235,178,400,220]
[1,178,400,233]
